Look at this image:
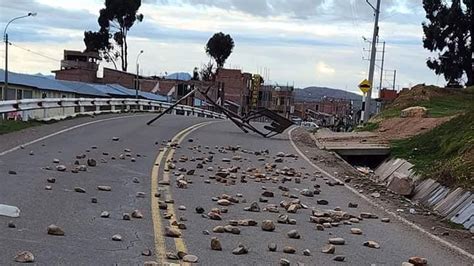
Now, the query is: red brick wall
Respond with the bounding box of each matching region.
[101,68,135,89]
[379,88,398,101]
[54,68,97,83]
[215,69,245,104]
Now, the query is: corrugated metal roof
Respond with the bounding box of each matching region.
[88,84,129,96]
[56,80,109,97]
[0,69,76,93]
[0,69,167,102]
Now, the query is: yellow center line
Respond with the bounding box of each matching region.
[151,121,216,264]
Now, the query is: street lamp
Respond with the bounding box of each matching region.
[3,12,37,101]
[135,50,144,100]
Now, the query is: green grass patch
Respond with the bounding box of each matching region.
[377,88,474,119]
[0,120,42,135]
[355,122,379,132]
[391,110,474,189]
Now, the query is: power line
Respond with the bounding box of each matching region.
[7,42,60,62]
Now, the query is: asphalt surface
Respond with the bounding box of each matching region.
[0,114,472,265]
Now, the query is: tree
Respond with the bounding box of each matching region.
[84,0,144,71]
[422,0,472,86]
[205,32,235,69]
[200,61,215,81]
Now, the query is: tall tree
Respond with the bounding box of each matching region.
[205,32,235,69]
[422,0,472,86]
[84,0,144,71]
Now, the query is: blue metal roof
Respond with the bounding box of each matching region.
[106,84,167,102]
[56,80,109,97]
[0,69,76,93]
[87,84,129,96]
[0,69,167,102]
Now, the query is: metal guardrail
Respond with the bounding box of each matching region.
[0,98,226,121]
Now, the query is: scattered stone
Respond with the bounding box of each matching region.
[195,206,204,214]
[178,205,186,211]
[97,185,112,191]
[47,224,65,236]
[86,158,97,167]
[268,243,277,252]
[381,218,390,223]
[277,214,289,224]
[165,226,181,238]
[363,241,380,249]
[333,255,345,262]
[202,230,210,235]
[371,192,381,198]
[244,201,260,212]
[112,137,120,141]
[44,185,52,190]
[280,259,290,266]
[8,221,16,228]
[300,189,314,197]
[287,230,301,239]
[232,243,249,255]
[328,238,345,245]
[317,199,329,205]
[408,257,428,266]
[14,251,35,263]
[132,210,143,219]
[351,228,363,235]
[213,226,225,233]
[360,212,378,219]
[183,254,199,263]
[74,187,86,193]
[112,234,122,241]
[142,249,152,256]
[283,246,296,254]
[348,202,358,208]
[322,244,335,254]
[303,249,311,256]
[207,212,222,220]
[136,192,146,198]
[159,201,168,210]
[262,191,274,197]
[100,211,110,218]
[56,165,67,172]
[217,199,231,206]
[123,213,131,220]
[261,220,276,231]
[132,177,140,183]
[211,237,222,250]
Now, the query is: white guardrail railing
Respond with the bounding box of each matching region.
[0,98,226,121]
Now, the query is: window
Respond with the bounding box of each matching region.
[17,89,23,100]
[6,88,16,100]
[42,92,47,98]
[23,90,33,99]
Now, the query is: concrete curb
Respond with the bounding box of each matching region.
[288,127,474,261]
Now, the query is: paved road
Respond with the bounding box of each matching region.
[0,114,472,265]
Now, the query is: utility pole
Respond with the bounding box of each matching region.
[363,0,381,123]
[378,41,386,94]
[392,70,397,90]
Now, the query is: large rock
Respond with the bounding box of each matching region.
[400,106,428,118]
[387,172,414,196]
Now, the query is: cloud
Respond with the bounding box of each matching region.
[316,62,336,75]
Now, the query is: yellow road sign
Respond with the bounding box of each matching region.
[359,79,371,94]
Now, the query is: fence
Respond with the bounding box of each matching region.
[0,98,226,121]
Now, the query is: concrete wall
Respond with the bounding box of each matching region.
[375,158,473,231]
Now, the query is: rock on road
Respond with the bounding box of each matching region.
[0,114,471,265]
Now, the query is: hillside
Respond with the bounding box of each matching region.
[371,85,474,188]
[294,86,362,101]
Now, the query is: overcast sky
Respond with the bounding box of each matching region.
[0,0,443,95]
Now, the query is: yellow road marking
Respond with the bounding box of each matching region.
[151,121,215,264]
